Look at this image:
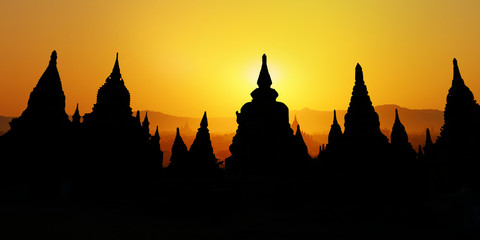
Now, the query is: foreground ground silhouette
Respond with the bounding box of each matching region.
[0,52,479,239]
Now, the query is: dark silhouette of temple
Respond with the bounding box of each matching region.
[168,127,189,170]
[327,110,343,150]
[434,58,480,191]
[188,112,221,177]
[78,53,163,198]
[0,51,164,200]
[342,64,389,155]
[0,51,74,200]
[3,52,480,236]
[321,63,390,173]
[166,112,221,177]
[7,51,70,135]
[226,54,309,176]
[390,109,416,160]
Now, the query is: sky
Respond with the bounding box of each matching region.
[0,0,479,118]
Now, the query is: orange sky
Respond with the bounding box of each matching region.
[1,0,480,118]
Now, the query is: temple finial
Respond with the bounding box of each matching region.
[452,58,464,86]
[110,52,121,80]
[72,103,81,124]
[257,54,272,88]
[394,109,400,123]
[355,63,363,83]
[296,124,301,137]
[49,50,57,66]
[143,111,149,124]
[425,128,433,147]
[200,111,208,128]
[333,110,338,124]
[176,127,180,135]
[74,103,79,114]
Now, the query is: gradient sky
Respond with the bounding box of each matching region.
[1,0,479,118]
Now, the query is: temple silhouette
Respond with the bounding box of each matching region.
[226,54,310,176]
[1,51,480,237]
[167,112,221,177]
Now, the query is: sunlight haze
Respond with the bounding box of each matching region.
[1,0,479,118]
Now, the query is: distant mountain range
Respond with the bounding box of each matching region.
[0,116,13,135]
[0,104,443,136]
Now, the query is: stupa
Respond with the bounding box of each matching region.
[227,54,301,175]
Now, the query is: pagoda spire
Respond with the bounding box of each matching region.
[391,109,409,145]
[452,58,464,87]
[135,110,141,126]
[257,54,272,89]
[333,109,338,125]
[394,109,400,124]
[425,128,433,148]
[200,111,208,128]
[108,52,122,82]
[72,103,81,124]
[355,63,364,85]
[142,111,149,126]
[328,109,343,148]
[169,127,188,169]
[154,126,160,139]
[49,50,57,67]
[295,125,303,138]
[174,127,186,147]
[142,111,150,134]
[294,124,310,160]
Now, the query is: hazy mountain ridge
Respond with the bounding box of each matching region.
[0,116,13,135]
[0,104,443,136]
[290,104,443,135]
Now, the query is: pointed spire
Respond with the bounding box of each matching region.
[257,54,272,89]
[425,128,433,148]
[333,109,338,125]
[169,127,189,169]
[109,52,122,81]
[143,111,149,125]
[74,103,80,116]
[174,127,187,147]
[200,111,208,128]
[135,110,141,126]
[154,126,159,138]
[328,109,343,148]
[49,50,57,67]
[452,58,464,86]
[142,111,150,133]
[296,124,302,137]
[72,103,81,124]
[391,109,409,146]
[394,109,400,124]
[355,63,364,84]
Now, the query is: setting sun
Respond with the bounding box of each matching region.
[1,0,479,119]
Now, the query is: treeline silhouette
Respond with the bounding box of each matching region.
[0,51,479,237]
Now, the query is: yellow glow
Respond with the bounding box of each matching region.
[1,1,480,118]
